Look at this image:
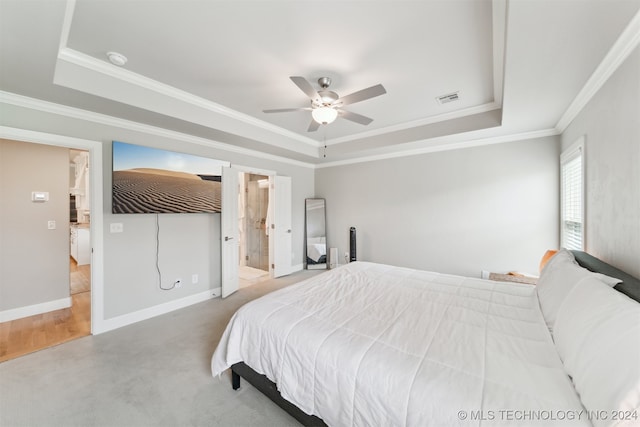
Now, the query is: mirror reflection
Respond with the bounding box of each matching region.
[305,198,327,270]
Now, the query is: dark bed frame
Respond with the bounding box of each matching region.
[229,251,640,426]
[231,362,327,426]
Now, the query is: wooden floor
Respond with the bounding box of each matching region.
[0,258,91,363]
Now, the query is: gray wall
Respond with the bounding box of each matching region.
[0,139,70,311]
[561,45,640,278]
[316,136,560,277]
[0,103,315,319]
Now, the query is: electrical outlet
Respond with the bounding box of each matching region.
[192,274,199,284]
[175,278,182,288]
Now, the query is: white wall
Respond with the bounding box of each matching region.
[0,101,315,322]
[316,136,560,277]
[561,45,640,278]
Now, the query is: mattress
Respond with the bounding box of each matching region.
[212,262,589,426]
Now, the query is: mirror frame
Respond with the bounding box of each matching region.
[304,198,327,270]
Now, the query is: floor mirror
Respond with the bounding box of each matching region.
[305,198,327,270]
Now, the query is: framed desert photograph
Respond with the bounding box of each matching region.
[112,141,226,214]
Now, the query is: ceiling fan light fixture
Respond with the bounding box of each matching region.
[312,107,338,124]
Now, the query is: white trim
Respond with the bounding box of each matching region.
[56,48,319,151]
[560,135,585,163]
[58,0,75,51]
[232,164,275,177]
[326,102,501,146]
[0,297,71,323]
[95,289,218,334]
[0,91,316,169]
[315,128,559,168]
[0,126,105,335]
[556,9,640,132]
[492,0,507,108]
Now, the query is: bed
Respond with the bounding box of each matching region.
[306,237,327,266]
[211,250,640,426]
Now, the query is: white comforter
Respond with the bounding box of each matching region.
[212,262,589,426]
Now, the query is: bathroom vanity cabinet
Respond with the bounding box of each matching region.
[70,225,90,265]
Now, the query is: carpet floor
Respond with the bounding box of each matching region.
[0,269,322,427]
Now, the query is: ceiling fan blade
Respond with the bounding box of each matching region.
[290,76,320,101]
[338,109,374,126]
[307,119,320,132]
[263,107,310,113]
[335,84,386,106]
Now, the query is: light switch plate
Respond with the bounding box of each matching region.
[110,223,124,233]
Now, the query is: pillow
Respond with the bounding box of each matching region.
[536,249,590,333]
[592,272,623,287]
[536,249,622,334]
[554,277,640,427]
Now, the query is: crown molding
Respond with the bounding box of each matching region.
[555,9,640,133]
[315,128,559,169]
[326,102,501,146]
[492,0,507,108]
[56,48,320,151]
[0,91,316,169]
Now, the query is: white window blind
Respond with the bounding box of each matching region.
[561,141,584,250]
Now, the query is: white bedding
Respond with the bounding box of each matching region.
[306,243,327,262]
[306,237,326,262]
[212,262,589,426]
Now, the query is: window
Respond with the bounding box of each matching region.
[560,137,584,250]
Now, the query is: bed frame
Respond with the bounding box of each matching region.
[229,251,640,425]
[231,362,327,426]
[570,250,640,301]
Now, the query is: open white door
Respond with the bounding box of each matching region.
[270,175,292,278]
[221,166,239,298]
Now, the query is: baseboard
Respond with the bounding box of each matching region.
[94,287,220,334]
[0,297,72,323]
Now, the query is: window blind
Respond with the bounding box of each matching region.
[561,145,583,250]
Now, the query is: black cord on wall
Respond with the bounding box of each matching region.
[156,214,176,291]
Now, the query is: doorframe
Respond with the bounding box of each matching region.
[0,126,105,334]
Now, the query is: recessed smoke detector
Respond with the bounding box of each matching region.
[436,91,460,104]
[107,51,128,66]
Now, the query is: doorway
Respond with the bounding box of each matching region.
[0,126,104,335]
[0,142,93,362]
[69,149,91,328]
[221,166,291,298]
[238,173,270,288]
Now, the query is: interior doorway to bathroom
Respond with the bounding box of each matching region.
[238,173,270,288]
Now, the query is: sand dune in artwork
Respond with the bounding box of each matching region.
[126,168,204,180]
[113,169,221,214]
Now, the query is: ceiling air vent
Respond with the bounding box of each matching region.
[436,91,460,105]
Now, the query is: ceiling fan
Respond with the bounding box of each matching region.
[263,76,387,132]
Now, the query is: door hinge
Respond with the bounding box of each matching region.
[271,224,275,229]
[271,263,275,269]
[245,255,249,261]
